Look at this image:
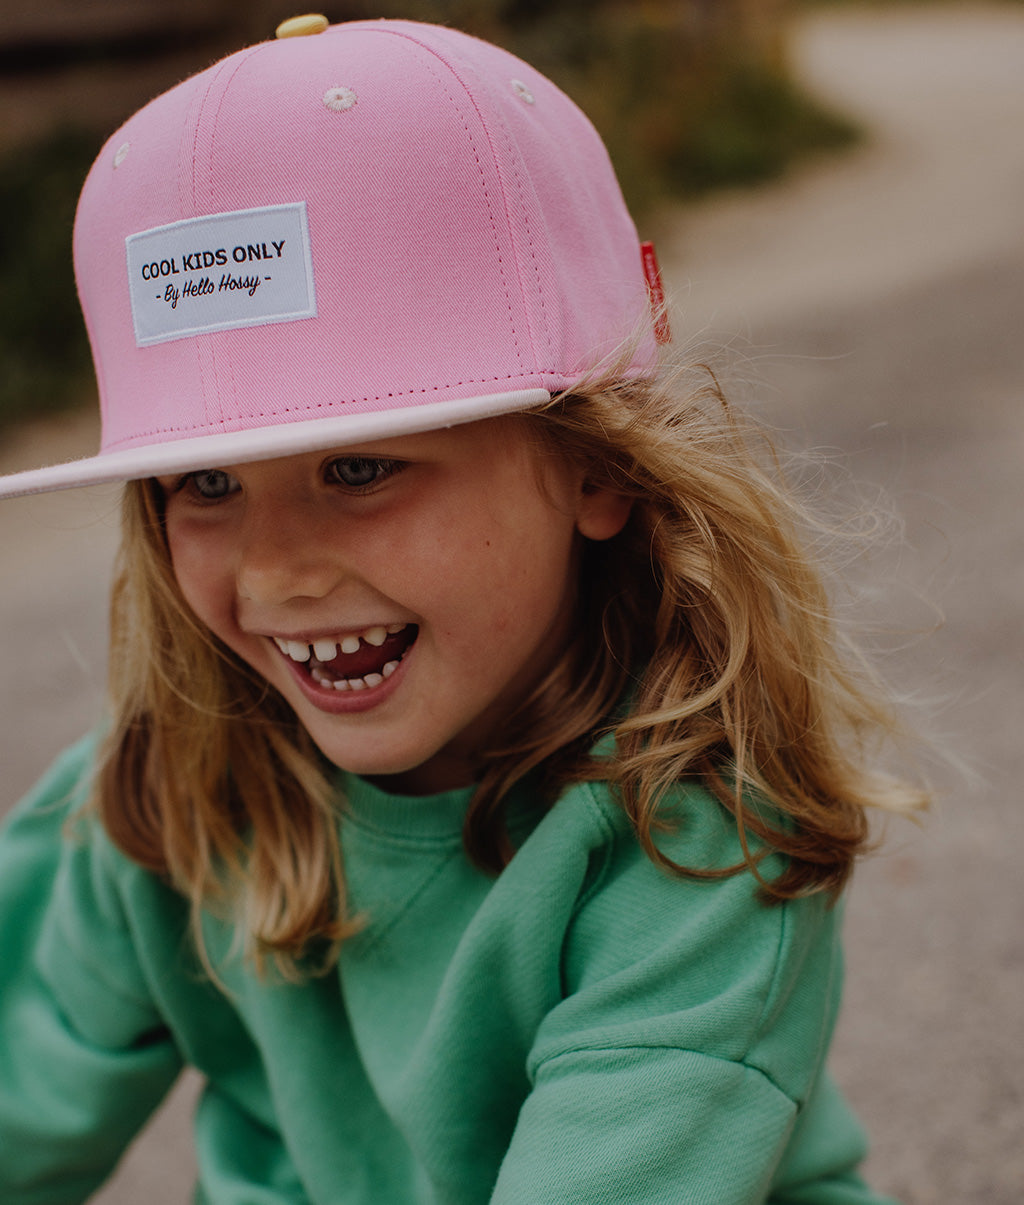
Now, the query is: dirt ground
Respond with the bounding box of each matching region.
[1,4,1022,1201]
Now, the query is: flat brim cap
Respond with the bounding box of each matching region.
[0,20,658,498]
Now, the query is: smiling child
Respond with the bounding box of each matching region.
[0,17,922,1204]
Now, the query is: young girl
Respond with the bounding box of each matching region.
[0,16,922,1204]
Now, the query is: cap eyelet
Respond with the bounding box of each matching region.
[511,79,535,105]
[323,86,357,112]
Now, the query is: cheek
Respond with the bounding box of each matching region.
[451,513,578,642]
[164,522,232,628]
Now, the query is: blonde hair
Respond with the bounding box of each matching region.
[96,368,927,976]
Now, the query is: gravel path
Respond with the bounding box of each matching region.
[2,5,1022,1201]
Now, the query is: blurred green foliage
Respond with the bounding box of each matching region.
[0,126,99,428]
[0,0,859,431]
[658,59,858,202]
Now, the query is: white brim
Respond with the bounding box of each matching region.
[0,390,550,500]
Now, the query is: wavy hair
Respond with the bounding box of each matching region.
[95,368,927,976]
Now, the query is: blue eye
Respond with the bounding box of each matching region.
[186,469,239,499]
[326,457,401,489]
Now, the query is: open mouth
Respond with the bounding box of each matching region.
[273,623,418,692]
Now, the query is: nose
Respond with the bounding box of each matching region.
[235,493,343,607]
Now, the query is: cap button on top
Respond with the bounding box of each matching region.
[275,13,329,38]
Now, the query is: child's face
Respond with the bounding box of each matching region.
[158,417,629,794]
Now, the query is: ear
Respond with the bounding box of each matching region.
[575,484,633,542]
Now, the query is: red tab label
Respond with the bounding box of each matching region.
[640,240,671,345]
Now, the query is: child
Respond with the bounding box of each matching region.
[0,16,922,1204]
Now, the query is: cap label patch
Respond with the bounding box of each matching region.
[126,202,316,346]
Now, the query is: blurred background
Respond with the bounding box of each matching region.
[1,1,1022,1201]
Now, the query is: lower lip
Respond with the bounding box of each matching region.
[279,643,411,715]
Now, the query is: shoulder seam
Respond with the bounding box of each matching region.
[349,846,465,957]
[748,893,793,1054]
[533,1042,799,1105]
[570,782,621,914]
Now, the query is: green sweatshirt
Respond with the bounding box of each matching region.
[0,736,896,1204]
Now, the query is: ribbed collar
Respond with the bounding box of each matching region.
[336,772,475,843]
[335,771,549,848]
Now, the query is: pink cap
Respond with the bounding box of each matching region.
[0,19,658,498]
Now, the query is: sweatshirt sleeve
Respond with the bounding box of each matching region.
[0,739,183,1204]
[490,781,891,1205]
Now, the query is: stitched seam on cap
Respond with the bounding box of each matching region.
[363,26,530,377]
[199,48,264,430]
[177,63,227,431]
[492,88,555,367]
[101,373,560,445]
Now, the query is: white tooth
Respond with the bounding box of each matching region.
[340,635,361,655]
[348,677,367,691]
[287,640,311,662]
[363,626,387,647]
[382,660,399,678]
[332,678,350,691]
[363,673,383,687]
[274,637,290,654]
[313,639,338,661]
[386,623,406,634]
